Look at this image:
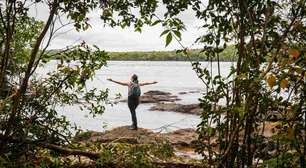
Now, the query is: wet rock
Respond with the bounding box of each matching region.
[149,103,202,115]
[141,90,181,103]
[140,94,181,103]
[189,90,200,94]
[119,90,181,103]
[144,90,171,95]
[163,128,198,147]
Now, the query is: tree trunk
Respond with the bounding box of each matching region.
[4,0,59,137]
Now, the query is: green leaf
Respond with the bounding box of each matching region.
[160,29,170,37]
[135,26,142,33]
[165,33,172,47]
[151,20,162,26]
[173,30,181,40]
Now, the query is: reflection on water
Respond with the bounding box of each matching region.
[40,61,233,132]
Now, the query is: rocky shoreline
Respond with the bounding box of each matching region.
[72,121,280,163]
[150,103,202,115]
[73,126,202,164]
[74,126,198,148]
[66,90,286,167]
[118,90,202,115]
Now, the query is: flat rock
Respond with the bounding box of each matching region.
[143,90,171,95]
[119,90,181,103]
[163,128,198,146]
[74,126,198,147]
[140,94,181,103]
[189,90,200,93]
[149,103,202,115]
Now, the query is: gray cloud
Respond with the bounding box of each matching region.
[29,2,205,52]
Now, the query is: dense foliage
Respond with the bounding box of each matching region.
[0,0,109,165]
[181,0,306,167]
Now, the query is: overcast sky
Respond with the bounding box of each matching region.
[30,2,205,52]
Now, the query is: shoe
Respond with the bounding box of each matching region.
[129,125,138,130]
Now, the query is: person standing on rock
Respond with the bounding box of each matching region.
[107,74,157,130]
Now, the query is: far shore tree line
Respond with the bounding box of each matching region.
[49,45,237,62]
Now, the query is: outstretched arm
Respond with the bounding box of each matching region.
[107,78,128,86]
[139,81,158,86]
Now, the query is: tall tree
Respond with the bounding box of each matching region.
[0,0,110,162]
[182,0,306,167]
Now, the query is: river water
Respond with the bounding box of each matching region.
[40,61,234,132]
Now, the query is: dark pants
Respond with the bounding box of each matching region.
[128,95,139,128]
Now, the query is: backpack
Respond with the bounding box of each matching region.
[130,82,141,97]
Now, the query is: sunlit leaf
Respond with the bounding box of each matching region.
[266,74,276,88]
[287,127,294,140]
[288,48,300,59]
[280,79,288,89]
